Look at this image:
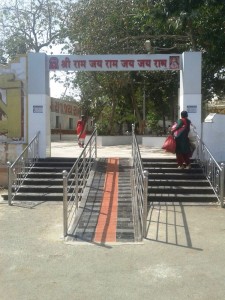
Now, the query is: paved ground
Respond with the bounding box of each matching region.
[1,141,225,300]
[50,139,176,159]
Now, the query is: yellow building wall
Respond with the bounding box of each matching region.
[0,74,23,139]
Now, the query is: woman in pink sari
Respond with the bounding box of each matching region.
[76,115,86,147]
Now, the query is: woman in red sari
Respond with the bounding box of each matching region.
[172,110,192,169]
[76,115,86,147]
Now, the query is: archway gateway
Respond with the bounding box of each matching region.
[28,52,201,158]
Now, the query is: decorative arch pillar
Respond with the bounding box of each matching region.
[27,52,51,158]
[179,52,202,135]
[26,51,202,158]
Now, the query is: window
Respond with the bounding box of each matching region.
[69,118,73,130]
[56,116,60,128]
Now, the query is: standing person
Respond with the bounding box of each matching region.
[172,110,192,169]
[76,115,87,148]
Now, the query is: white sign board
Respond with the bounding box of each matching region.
[33,105,43,113]
[47,54,181,72]
[187,105,197,113]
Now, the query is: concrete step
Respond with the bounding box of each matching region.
[21,178,63,185]
[4,192,82,201]
[142,158,178,162]
[4,157,86,202]
[145,167,203,174]
[149,173,206,180]
[148,193,218,202]
[143,162,199,168]
[21,178,82,185]
[149,186,215,194]
[17,185,83,193]
[34,162,75,167]
[30,167,74,173]
[143,158,218,204]
[38,157,77,162]
[149,179,210,186]
[26,172,72,178]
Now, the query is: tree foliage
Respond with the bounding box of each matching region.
[62,0,225,133]
[150,0,225,100]
[63,0,184,133]
[0,0,67,62]
[1,0,225,134]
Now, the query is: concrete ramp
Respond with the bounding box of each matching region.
[67,158,135,244]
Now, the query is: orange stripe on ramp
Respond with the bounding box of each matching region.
[94,158,118,243]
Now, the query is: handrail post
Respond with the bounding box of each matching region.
[132,124,135,158]
[95,125,97,158]
[89,137,92,160]
[75,163,79,209]
[6,131,40,206]
[220,163,224,208]
[7,162,12,206]
[36,131,40,159]
[83,148,86,186]
[143,170,149,238]
[63,170,68,237]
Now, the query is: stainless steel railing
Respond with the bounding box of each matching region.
[63,127,97,237]
[194,130,224,208]
[131,124,148,240]
[7,131,40,205]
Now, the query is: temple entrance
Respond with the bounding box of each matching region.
[27,51,202,157]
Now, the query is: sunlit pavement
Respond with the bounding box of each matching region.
[51,140,176,159]
[1,141,225,300]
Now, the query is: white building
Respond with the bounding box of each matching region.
[50,97,80,134]
[50,98,93,139]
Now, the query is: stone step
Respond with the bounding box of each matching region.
[145,167,203,174]
[143,162,199,168]
[148,173,206,180]
[38,157,77,162]
[148,193,218,202]
[26,172,74,178]
[34,162,75,167]
[31,166,75,172]
[143,158,218,204]
[17,185,83,193]
[20,178,71,185]
[149,179,209,186]
[149,186,214,194]
[5,192,82,201]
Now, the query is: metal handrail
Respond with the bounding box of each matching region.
[7,131,40,205]
[131,124,148,240]
[63,127,97,237]
[194,129,224,208]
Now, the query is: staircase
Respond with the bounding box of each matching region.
[4,156,218,206]
[142,158,218,204]
[6,157,77,201]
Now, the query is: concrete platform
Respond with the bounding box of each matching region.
[50,139,176,159]
[1,141,225,300]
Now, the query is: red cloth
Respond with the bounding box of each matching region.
[162,135,176,154]
[76,120,86,139]
[176,153,190,166]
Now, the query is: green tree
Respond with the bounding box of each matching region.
[63,0,174,133]
[147,0,225,100]
[0,0,67,62]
